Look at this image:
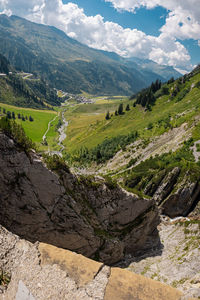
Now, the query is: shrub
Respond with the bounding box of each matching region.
[43,154,70,174]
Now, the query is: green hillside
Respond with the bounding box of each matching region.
[63,66,200,165]
[0,14,180,96]
[0,54,60,108]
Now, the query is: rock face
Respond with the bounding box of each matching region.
[0,133,160,264]
[127,166,200,218]
[0,225,194,300]
[161,181,200,217]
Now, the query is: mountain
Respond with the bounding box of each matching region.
[100,51,181,83]
[127,57,181,80]
[0,14,180,95]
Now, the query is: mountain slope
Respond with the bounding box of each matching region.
[0,54,60,108]
[0,14,180,95]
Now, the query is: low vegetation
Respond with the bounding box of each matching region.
[43,153,70,174]
[73,131,138,164]
[0,269,11,288]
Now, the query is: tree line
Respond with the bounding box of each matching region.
[0,107,34,122]
[105,103,130,120]
[74,131,138,164]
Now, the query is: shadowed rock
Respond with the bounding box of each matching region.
[0,133,160,264]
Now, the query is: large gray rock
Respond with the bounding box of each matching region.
[0,134,160,264]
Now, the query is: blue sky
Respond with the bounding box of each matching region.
[0,0,199,73]
[63,0,168,36]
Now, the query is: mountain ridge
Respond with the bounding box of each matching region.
[0,14,180,95]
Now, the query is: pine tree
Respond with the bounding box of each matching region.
[12,112,15,119]
[118,103,123,115]
[29,116,34,122]
[6,111,12,119]
[105,111,110,120]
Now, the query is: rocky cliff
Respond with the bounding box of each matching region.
[0,133,160,264]
[125,166,200,218]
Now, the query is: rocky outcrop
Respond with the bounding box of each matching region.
[0,133,160,264]
[153,167,181,205]
[0,225,196,300]
[161,181,200,217]
[155,169,200,218]
[127,167,200,218]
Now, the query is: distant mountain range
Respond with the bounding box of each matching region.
[0,14,181,95]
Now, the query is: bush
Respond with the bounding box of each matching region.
[43,154,70,174]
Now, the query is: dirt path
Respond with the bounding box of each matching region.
[42,115,58,142]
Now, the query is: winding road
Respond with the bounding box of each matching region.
[42,115,58,142]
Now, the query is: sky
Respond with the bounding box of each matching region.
[0,0,200,73]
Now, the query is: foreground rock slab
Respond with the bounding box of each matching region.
[0,226,197,300]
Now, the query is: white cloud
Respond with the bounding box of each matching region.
[0,0,195,71]
[105,0,200,41]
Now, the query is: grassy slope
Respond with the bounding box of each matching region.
[64,72,200,156]
[0,103,58,145]
[64,97,130,152]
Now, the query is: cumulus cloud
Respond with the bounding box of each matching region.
[0,0,195,71]
[105,0,200,41]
